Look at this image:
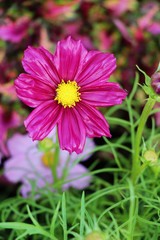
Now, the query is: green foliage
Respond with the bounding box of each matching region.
[0,72,160,239]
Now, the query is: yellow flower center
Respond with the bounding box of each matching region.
[55,80,81,108]
[41,151,54,167]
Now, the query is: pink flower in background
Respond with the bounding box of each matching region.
[137,2,160,36]
[138,3,158,30]
[0,16,30,43]
[4,133,94,197]
[147,22,160,35]
[41,0,80,22]
[97,31,113,51]
[0,106,21,156]
[15,36,127,154]
[113,19,134,45]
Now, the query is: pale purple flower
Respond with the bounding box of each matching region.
[4,132,94,197]
[15,36,127,154]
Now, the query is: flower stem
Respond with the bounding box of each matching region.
[51,134,60,187]
[128,97,155,238]
[131,97,156,184]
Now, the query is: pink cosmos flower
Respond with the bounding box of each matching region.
[113,19,134,45]
[4,132,94,197]
[0,16,30,43]
[15,36,127,154]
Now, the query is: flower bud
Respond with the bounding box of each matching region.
[38,138,54,152]
[84,231,106,240]
[151,72,160,94]
[143,150,158,164]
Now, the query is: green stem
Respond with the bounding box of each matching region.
[51,134,60,187]
[128,180,138,240]
[61,155,70,181]
[129,97,155,238]
[131,97,156,184]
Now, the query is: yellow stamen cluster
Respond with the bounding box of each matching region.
[55,80,81,108]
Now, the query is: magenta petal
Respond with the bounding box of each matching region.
[15,73,55,108]
[76,103,111,138]
[77,51,116,87]
[25,101,62,140]
[22,46,60,87]
[81,82,127,106]
[54,36,88,81]
[58,108,86,154]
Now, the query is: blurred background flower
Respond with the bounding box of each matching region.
[3,131,94,197]
[0,16,31,43]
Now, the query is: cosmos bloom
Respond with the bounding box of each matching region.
[0,16,30,43]
[15,36,127,153]
[4,132,94,197]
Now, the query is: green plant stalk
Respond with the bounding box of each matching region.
[51,134,60,186]
[128,180,138,240]
[129,97,155,239]
[131,97,156,184]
